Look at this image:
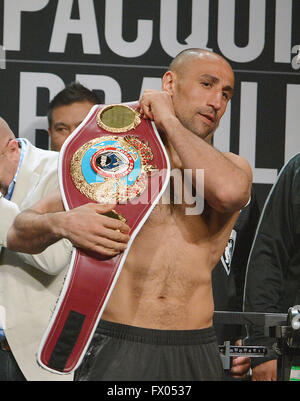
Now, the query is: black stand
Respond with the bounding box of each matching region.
[214,308,300,381]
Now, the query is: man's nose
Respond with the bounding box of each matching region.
[207,90,222,111]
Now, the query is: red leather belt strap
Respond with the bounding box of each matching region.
[37,103,170,374]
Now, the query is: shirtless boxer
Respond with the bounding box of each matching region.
[7,49,252,381]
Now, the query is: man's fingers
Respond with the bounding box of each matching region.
[100,226,130,243]
[95,236,128,252]
[138,92,155,120]
[101,215,130,234]
[94,203,117,214]
[139,104,154,120]
[86,245,120,258]
[87,203,131,233]
[74,233,128,255]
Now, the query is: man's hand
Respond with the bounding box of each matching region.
[8,195,130,258]
[137,89,177,133]
[251,360,277,381]
[137,90,252,214]
[57,203,130,257]
[229,339,251,379]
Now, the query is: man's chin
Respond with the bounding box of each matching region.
[194,126,216,142]
[180,118,216,140]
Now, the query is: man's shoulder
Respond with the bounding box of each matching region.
[270,153,300,191]
[282,153,300,175]
[25,140,58,160]
[17,140,59,195]
[23,140,58,171]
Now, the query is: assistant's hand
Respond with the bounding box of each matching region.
[230,356,251,379]
[251,360,277,381]
[229,340,251,379]
[59,203,130,257]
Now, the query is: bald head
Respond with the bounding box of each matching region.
[169,49,233,80]
[0,117,15,148]
[162,48,235,140]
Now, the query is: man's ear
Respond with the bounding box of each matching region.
[162,70,176,95]
[8,139,20,153]
[7,139,21,162]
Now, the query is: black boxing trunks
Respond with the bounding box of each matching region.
[37,103,170,375]
[74,320,224,381]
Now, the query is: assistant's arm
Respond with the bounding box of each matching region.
[0,191,71,275]
[7,189,131,258]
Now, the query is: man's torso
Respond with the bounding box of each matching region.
[102,165,239,329]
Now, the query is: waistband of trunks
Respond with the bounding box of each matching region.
[97,320,217,346]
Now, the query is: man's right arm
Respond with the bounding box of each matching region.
[7,190,130,258]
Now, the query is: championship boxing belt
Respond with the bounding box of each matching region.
[37,102,170,374]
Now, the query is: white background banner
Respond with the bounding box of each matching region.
[0,0,299,206]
